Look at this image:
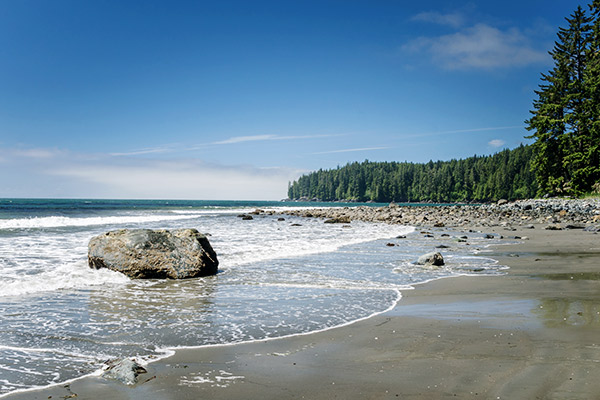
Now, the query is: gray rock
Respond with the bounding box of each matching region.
[324,216,351,224]
[544,224,563,231]
[416,252,445,267]
[565,224,585,229]
[88,229,219,279]
[102,358,147,385]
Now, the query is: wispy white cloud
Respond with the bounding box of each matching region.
[312,146,390,155]
[0,146,301,200]
[488,139,506,148]
[211,133,342,145]
[110,134,343,156]
[52,160,299,200]
[13,148,65,159]
[403,23,549,69]
[110,146,174,156]
[211,134,279,145]
[411,11,465,28]
[403,125,522,139]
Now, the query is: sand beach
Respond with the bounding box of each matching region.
[4,202,600,400]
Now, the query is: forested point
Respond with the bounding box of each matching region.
[290,1,600,203]
[287,145,536,203]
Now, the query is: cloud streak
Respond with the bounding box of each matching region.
[110,146,174,156]
[403,125,522,139]
[111,134,343,157]
[312,146,390,155]
[211,133,342,145]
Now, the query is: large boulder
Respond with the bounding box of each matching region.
[416,252,445,267]
[88,228,219,279]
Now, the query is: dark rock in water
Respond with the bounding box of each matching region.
[291,223,302,227]
[441,234,450,237]
[424,234,434,238]
[88,229,219,279]
[396,235,407,239]
[484,234,494,239]
[436,244,450,249]
[324,216,351,224]
[416,252,444,267]
[277,217,285,221]
[433,222,445,227]
[237,214,253,220]
[386,242,396,247]
[102,359,147,385]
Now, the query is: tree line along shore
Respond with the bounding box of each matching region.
[287,145,536,203]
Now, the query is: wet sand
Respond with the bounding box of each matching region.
[6,225,600,400]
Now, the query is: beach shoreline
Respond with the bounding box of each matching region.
[4,202,600,400]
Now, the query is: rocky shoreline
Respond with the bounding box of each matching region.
[278,198,600,231]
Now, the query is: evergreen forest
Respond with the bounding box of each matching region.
[287,145,536,203]
[289,1,600,203]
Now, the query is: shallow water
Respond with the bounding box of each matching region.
[0,199,507,396]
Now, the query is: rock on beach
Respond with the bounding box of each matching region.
[416,252,445,267]
[102,359,147,385]
[88,228,219,279]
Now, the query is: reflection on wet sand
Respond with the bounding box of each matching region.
[534,298,600,327]
[537,272,600,281]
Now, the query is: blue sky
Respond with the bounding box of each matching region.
[0,0,583,199]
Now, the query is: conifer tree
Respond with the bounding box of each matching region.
[585,0,600,191]
[526,4,599,196]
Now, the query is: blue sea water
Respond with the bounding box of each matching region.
[0,199,506,396]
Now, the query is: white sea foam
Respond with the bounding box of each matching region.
[0,214,201,230]
[1,261,129,297]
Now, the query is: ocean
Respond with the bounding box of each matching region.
[0,199,506,396]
